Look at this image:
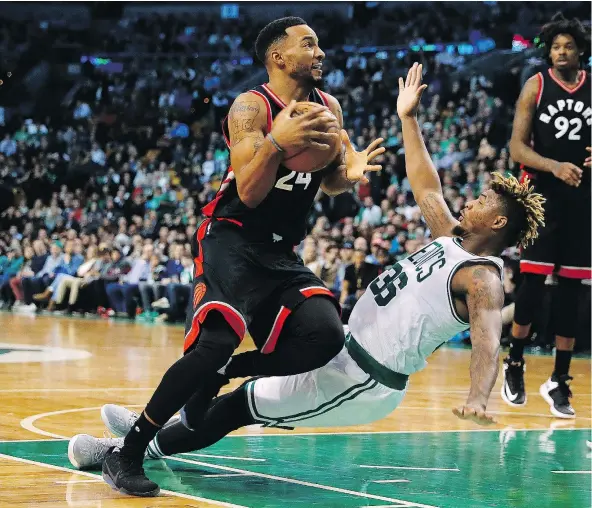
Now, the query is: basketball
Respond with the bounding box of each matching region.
[282,102,342,173]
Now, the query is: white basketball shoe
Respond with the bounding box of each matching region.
[100,404,140,437]
[68,434,123,470]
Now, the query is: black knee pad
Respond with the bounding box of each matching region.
[552,278,582,338]
[513,273,547,326]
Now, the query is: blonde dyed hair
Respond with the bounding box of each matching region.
[490,172,546,249]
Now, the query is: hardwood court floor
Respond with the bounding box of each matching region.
[0,314,590,507]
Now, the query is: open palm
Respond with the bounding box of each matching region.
[397,62,428,119]
[341,130,385,184]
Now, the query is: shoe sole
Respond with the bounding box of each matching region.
[539,384,576,419]
[102,471,160,497]
[500,374,527,407]
[67,435,82,469]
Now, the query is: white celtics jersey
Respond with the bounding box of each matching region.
[348,236,503,376]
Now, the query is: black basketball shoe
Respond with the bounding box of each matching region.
[539,374,576,419]
[501,357,526,406]
[102,447,160,497]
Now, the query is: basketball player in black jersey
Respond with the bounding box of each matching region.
[501,14,591,418]
[102,17,385,496]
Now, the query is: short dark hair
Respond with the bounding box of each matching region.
[537,12,590,64]
[254,16,307,64]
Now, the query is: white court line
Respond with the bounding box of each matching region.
[361,505,411,508]
[0,453,247,508]
[165,455,438,508]
[182,452,266,462]
[0,387,155,393]
[361,465,459,472]
[372,480,411,483]
[1,386,590,395]
[16,402,592,441]
[202,473,250,478]
[551,470,592,474]
[55,479,103,484]
[399,406,592,421]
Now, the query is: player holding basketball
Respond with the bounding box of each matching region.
[70,63,546,472]
[101,17,384,497]
[501,14,590,419]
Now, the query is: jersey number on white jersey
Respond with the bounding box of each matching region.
[369,262,408,306]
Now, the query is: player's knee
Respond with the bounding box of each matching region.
[186,311,240,371]
[514,273,547,325]
[302,296,345,363]
[552,278,582,337]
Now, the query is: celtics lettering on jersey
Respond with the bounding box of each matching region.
[539,98,592,138]
[369,241,446,307]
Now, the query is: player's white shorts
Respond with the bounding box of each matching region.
[245,347,408,428]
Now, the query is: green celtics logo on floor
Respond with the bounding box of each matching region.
[0,343,91,363]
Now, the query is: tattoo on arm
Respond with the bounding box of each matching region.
[466,267,504,408]
[229,100,261,147]
[417,191,456,237]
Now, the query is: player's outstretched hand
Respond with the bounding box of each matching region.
[453,405,497,426]
[584,147,591,168]
[340,130,385,184]
[552,161,583,187]
[397,62,428,119]
[270,100,340,152]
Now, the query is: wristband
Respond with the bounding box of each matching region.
[267,133,285,153]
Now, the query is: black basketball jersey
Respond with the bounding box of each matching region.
[530,69,591,187]
[202,84,333,246]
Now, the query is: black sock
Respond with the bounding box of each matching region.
[553,350,572,379]
[122,412,161,458]
[509,335,527,362]
[156,387,254,456]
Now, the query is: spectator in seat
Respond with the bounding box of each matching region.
[8,241,47,310]
[21,242,63,309]
[0,246,24,307]
[105,243,152,318]
[33,240,84,309]
[340,248,382,323]
[308,242,342,298]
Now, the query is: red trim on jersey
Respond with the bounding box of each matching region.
[557,266,592,280]
[316,88,330,107]
[548,69,587,94]
[299,286,335,299]
[259,286,339,354]
[248,90,273,132]
[520,260,554,276]
[184,301,246,353]
[536,72,544,108]
[219,218,243,227]
[192,219,210,279]
[261,306,292,354]
[261,83,287,108]
[202,168,235,217]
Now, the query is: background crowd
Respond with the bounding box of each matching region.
[0,2,589,350]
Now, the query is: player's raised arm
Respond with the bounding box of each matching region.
[397,63,459,238]
[453,265,504,426]
[229,93,338,208]
[509,75,582,187]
